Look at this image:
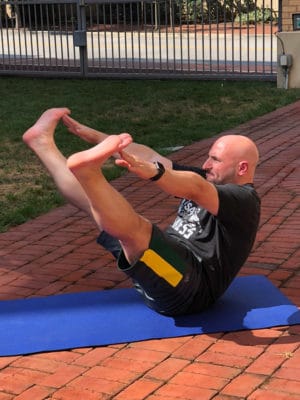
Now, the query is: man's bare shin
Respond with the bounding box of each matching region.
[67,134,152,263]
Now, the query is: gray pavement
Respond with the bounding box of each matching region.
[1,27,277,68]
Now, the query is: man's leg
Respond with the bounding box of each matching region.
[22,108,92,216]
[23,108,122,257]
[66,134,152,263]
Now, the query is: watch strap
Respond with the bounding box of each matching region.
[149,161,165,181]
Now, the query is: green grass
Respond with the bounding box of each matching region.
[1,77,300,232]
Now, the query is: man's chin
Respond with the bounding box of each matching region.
[206,174,216,183]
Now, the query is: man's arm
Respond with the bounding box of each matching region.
[119,142,173,168]
[62,116,217,214]
[117,150,219,216]
[62,114,173,168]
[154,167,219,216]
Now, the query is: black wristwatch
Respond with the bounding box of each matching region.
[149,161,165,181]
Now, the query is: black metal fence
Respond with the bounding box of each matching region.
[0,0,279,79]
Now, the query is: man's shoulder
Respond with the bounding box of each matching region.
[216,183,258,197]
[216,183,260,218]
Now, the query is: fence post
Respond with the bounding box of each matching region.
[74,0,88,77]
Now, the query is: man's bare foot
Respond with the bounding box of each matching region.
[62,114,104,145]
[67,133,132,176]
[23,108,70,150]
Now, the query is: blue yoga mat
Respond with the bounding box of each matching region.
[0,275,299,356]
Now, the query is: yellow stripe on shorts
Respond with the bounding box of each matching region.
[140,249,183,287]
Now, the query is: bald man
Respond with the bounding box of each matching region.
[23,109,260,316]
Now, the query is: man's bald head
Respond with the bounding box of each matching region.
[202,135,259,185]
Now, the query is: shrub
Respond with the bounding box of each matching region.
[235,7,278,24]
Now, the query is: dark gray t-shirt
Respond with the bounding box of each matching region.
[166,169,261,300]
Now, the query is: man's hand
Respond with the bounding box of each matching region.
[115,150,158,180]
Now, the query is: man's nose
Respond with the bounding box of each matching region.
[202,159,210,169]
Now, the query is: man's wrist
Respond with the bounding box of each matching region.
[149,161,165,181]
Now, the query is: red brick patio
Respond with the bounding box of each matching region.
[0,101,299,399]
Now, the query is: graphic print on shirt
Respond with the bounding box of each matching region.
[171,200,203,239]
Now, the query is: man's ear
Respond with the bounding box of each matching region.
[238,161,248,176]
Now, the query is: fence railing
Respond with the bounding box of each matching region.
[0,0,279,79]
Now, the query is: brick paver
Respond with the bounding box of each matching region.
[0,101,299,399]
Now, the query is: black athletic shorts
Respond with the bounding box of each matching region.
[117,224,212,316]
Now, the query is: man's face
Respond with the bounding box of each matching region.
[202,141,237,184]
